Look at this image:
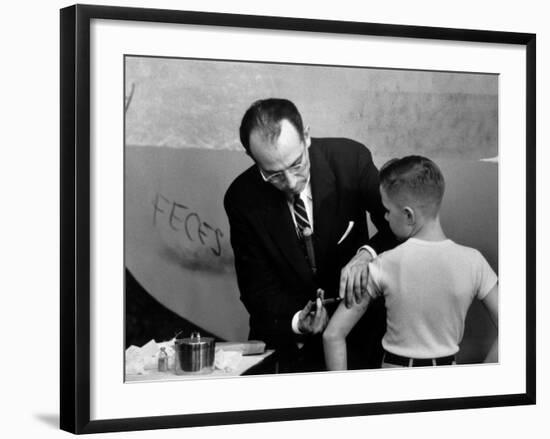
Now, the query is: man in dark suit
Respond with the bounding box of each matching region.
[224,98,396,372]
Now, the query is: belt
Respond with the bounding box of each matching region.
[383,351,455,367]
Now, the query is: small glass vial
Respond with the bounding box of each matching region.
[157,347,168,372]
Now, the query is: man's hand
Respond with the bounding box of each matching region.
[298,289,329,335]
[339,249,373,308]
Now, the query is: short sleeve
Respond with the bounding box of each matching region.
[367,258,383,298]
[474,251,498,300]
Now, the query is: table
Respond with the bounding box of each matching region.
[125,349,276,382]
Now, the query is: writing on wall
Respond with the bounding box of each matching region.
[152,192,224,258]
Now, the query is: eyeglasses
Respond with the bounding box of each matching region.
[259,145,308,185]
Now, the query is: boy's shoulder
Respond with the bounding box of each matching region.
[373,239,414,265]
[377,238,483,262]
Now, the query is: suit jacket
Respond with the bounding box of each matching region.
[224,138,396,371]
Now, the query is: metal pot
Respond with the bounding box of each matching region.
[174,332,215,375]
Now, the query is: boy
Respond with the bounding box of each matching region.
[323,156,498,369]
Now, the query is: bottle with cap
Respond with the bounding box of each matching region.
[157,347,168,372]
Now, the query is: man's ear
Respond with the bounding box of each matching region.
[304,126,311,148]
[403,206,416,226]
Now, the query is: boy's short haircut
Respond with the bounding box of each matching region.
[379,156,445,214]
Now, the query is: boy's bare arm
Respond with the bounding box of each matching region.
[323,295,371,370]
[482,283,499,328]
[481,283,499,363]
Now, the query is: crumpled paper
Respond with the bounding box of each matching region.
[125,339,176,375]
[126,338,247,375]
[214,348,243,372]
[125,345,146,375]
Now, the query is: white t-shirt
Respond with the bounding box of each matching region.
[367,238,498,359]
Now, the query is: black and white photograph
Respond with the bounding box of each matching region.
[5,0,550,436]
[124,56,499,380]
[54,2,538,435]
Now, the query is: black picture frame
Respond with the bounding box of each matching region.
[60,4,536,434]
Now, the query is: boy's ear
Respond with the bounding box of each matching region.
[403,206,415,225]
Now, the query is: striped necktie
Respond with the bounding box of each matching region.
[293,194,311,236]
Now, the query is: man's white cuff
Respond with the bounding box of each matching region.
[291,310,303,334]
[358,245,377,259]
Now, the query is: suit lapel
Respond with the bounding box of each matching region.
[309,144,338,273]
